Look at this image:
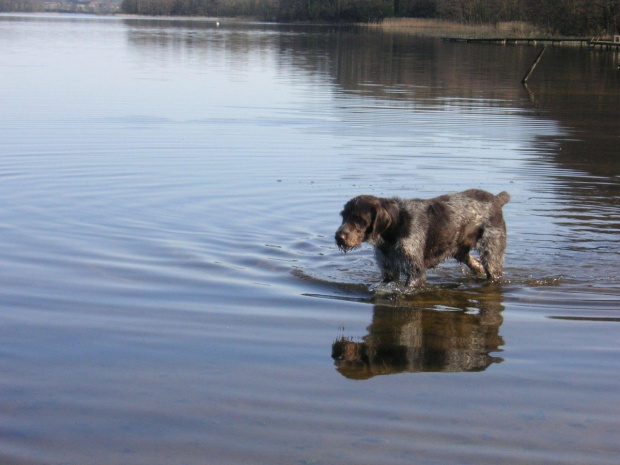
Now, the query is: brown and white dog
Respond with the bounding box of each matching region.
[335,189,510,287]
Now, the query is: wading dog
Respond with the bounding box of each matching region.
[335,189,510,287]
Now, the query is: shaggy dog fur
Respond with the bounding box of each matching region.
[335,189,510,287]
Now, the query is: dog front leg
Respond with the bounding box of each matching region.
[405,267,426,288]
[382,271,398,283]
[376,249,400,283]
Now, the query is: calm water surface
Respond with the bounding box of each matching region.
[1,13,619,465]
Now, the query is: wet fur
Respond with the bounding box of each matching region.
[335,189,510,287]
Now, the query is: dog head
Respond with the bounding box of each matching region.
[335,195,393,253]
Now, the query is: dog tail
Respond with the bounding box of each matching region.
[496,191,511,206]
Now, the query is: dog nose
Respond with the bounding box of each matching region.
[335,231,346,245]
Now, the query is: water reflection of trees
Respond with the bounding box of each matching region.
[531,48,620,177]
[332,290,504,379]
[280,29,620,222]
[124,21,619,206]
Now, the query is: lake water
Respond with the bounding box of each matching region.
[1,13,619,465]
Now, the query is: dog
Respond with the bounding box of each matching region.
[335,189,510,287]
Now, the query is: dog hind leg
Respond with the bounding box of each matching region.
[456,247,486,277]
[477,228,506,281]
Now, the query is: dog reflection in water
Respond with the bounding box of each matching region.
[332,302,504,379]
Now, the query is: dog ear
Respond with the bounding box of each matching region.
[371,204,392,240]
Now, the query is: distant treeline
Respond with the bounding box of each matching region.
[118,0,395,21]
[0,0,120,13]
[119,0,619,35]
[2,0,618,35]
[0,0,43,12]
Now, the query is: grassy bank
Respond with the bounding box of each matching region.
[363,18,546,39]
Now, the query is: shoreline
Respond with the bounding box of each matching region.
[3,11,595,41]
[361,18,549,39]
